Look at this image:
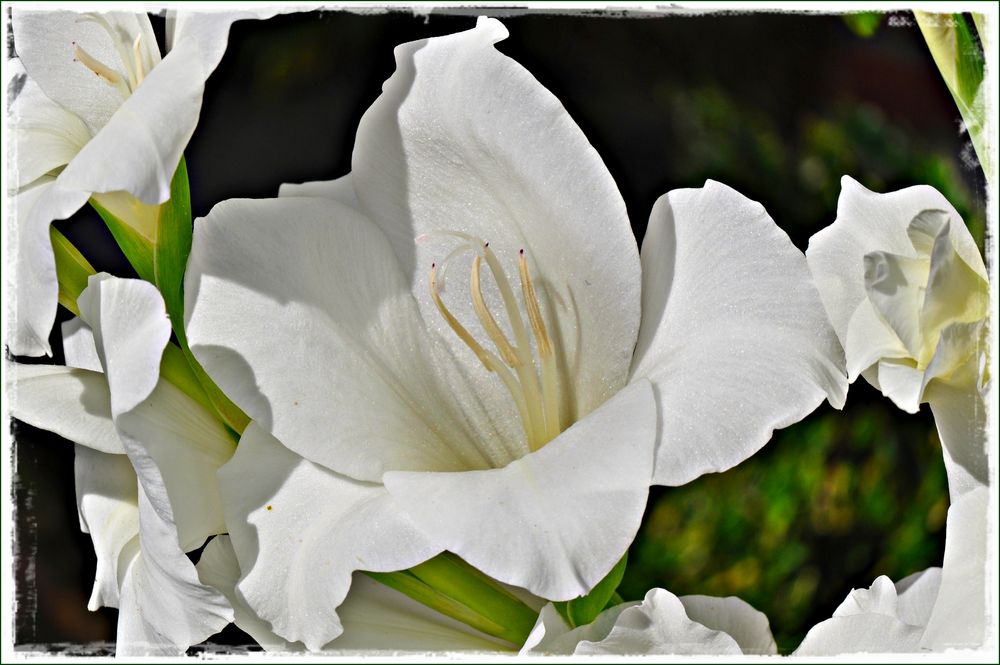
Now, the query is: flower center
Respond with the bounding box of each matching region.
[423,232,564,452]
[71,14,149,100]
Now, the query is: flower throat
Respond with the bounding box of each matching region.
[423,232,564,452]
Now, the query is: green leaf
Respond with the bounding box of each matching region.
[50,227,95,317]
[554,553,628,628]
[915,11,990,182]
[89,196,155,283]
[154,156,193,346]
[843,12,882,38]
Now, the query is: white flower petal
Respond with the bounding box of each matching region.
[218,423,439,651]
[927,378,989,499]
[383,379,656,601]
[74,445,139,611]
[10,69,91,189]
[843,297,910,381]
[9,363,122,454]
[77,274,170,415]
[521,602,634,655]
[863,250,929,358]
[630,180,847,486]
[196,535,302,653]
[678,595,777,655]
[116,484,232,656]
[278,174,359,211]
[920,486,989,650]
[353,17,641,423]
[894,568,943,628]
[875,358,924,414]
[61,317,102,371]
[8,177,90,357]
[12,10,158,134]
[186,196,522,480]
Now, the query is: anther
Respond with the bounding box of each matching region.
[518,250,552,358]
[73,43,125,86]
[471,255,521,367]
[429,264,494,371]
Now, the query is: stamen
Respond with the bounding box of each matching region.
[429,263,494,371]
[132,34,145,86]
[429,261,539,450]
[471,255,521,368]
[72,43,131,98]
[519,249,562,439]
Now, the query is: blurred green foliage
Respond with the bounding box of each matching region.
[621,82,980,652]
[843,12,883,38]
[622,389,949,653]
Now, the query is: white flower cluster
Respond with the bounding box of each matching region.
[4,10,993,658]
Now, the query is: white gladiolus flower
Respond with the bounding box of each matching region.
[521,588,777,655]
[7,9,271,356]
[9,275,235,655]
[798,178,992,653]
[184,17,847,650]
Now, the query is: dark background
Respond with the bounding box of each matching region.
[12,8,988,654]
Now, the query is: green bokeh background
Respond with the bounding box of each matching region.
[12,8,988,654]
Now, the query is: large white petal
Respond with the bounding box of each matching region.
[186,196,522,480]
[678,595,777,655]
[61,317,102,371]
[7,177,90,356]
[11,10,158,134]
[630,181,847,486]
[806,177,985,376]
[383,379,656,601]
[353,17,641,425]
[74,445,139,611]
[218,424,439,651]
[920,486,989,650]
[116,485,232,656]
[9,363,122,454]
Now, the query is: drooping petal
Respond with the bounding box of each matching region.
[12,10,158,135]
[7,177,90,356]
[383,379,656,601]
[630,181,847,486]
[278,174,359,211]
[74,445,139,611]
[61,317,102,371]
[920,486,989,650]
[9,363,122,454]
[677,595,778,655]
[116,484,232,656]
[524,590,746,655]
[218,424,439,651]
[185,196,522,480]
[806,177,985,378]
[9,65,91,189]
[894,568,943,628]
[353,16,641,424]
